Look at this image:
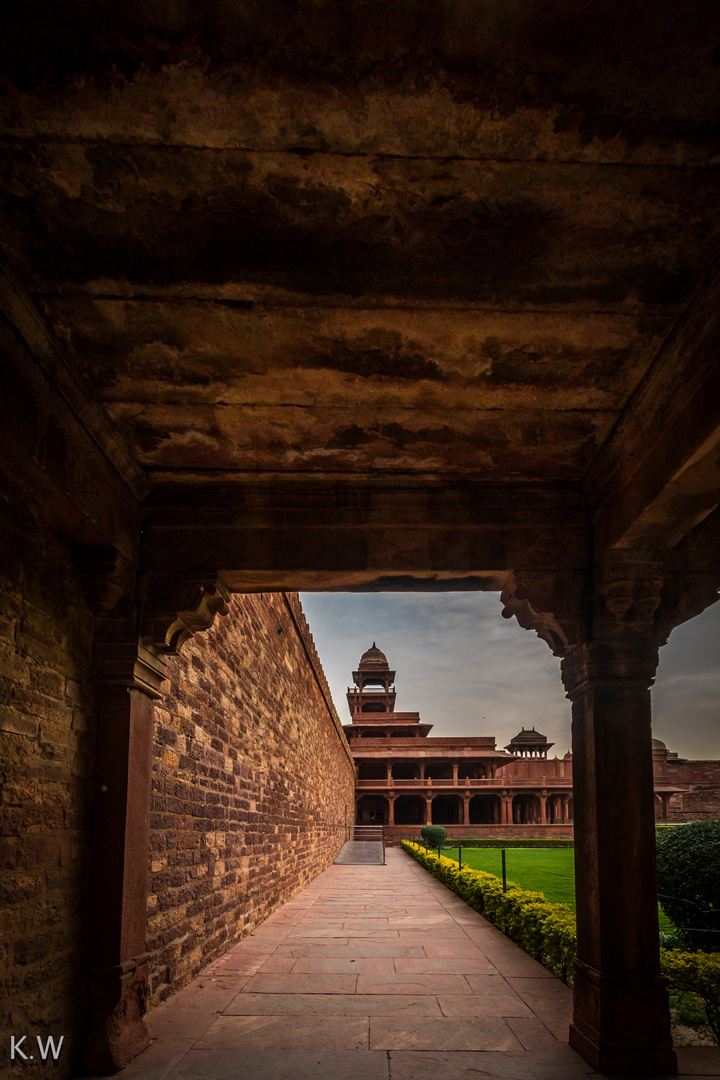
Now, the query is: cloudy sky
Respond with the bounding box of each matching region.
[299,592,720,760]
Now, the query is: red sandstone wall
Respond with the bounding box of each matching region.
[147,591,356,1007]
[496,756,571,779]
[668,760,720,784]
[0,482,95,1077]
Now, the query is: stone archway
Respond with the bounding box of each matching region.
[469,794,500,825]
[357,794,389,825]
[431,795,462,825]
[394,795,424,826]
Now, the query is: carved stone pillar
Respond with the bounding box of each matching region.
[83,642,170,1073]
[386,762,392,782]
[452,762,459,782]
[424,796,433,824]
[539,792,548,824]
[561,639,676,1075]
[462,794,470,826]
[388,795,396,826]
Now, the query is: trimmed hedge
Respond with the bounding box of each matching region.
[656,821,720,951]
[660,949,720,1041]
[402,841,720,1045]
[401,841,576,983]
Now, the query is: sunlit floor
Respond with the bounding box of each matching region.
[84,849,720,1080]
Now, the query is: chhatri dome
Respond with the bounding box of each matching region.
[359,642,388,666]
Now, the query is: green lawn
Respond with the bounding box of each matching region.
[441,846,674,934]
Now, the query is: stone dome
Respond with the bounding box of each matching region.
[652,738,667,750]
[359,642,388,666]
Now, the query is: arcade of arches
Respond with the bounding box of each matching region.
[2,6,720,1077]
[351,644,579,830]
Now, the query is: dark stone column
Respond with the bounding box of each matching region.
[83,642,170,1073]
[561,641,676,1075]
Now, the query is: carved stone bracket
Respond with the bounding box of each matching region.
[500,577,570,657]
[597,557,665,628]
[161,579,232,653]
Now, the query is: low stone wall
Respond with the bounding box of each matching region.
[147,592,356,1007]
[386,824,574,841]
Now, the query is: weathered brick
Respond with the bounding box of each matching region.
[146,592,355,1010]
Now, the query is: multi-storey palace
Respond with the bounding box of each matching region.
[345,644,718,835]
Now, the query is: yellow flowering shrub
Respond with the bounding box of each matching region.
[660,948,720,1041]
[401,841,576,984]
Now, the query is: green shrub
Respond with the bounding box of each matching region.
[661,949,720,1042]
[656,821,720,951]
[420,825,448,849]
[401,841,577,984]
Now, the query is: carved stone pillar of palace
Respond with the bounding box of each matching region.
[501,563,679,1074]
[538,792,548,824]
[462,794,470,826]
[561,636,675,1075]
[388,795,396,826]
[83,578,231,1073]
[424,796,433,824]
[84,641,169,1072]
[501,794,512,825]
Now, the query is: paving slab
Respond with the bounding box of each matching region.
[192,1014,369,1050]
[388,1047,593,1080]
[165,1049,390,1080]
[370,1015,521,1051]
[222,991,442,1016]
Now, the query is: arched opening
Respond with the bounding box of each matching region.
[358,763,387,780]
[357,794,389,825]
[392,762,419,779]
[394,795,424,825]
[425,762,453,780]
[469,794,500,824]
[431,795,461,825]
[512,794,539,824]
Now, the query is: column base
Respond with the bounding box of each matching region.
[569,1023,677,1075]
[83,960,152,1073]
[570,961,677,1075]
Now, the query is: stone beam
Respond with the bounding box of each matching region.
[587,267,720,553]
[139,480,590,591]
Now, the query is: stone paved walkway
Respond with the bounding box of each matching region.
[91,849,720,1080]
[334,840,385,864]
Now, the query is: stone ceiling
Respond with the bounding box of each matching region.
[1,1,719,595]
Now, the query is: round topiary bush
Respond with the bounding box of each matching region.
[656,821,720,951]
[420,825,448,849]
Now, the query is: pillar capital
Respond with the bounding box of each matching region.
[560,639,660,700]
[94,639,171,700]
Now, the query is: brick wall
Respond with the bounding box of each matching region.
[147,591,356,1006]
[0,482,95,1077]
